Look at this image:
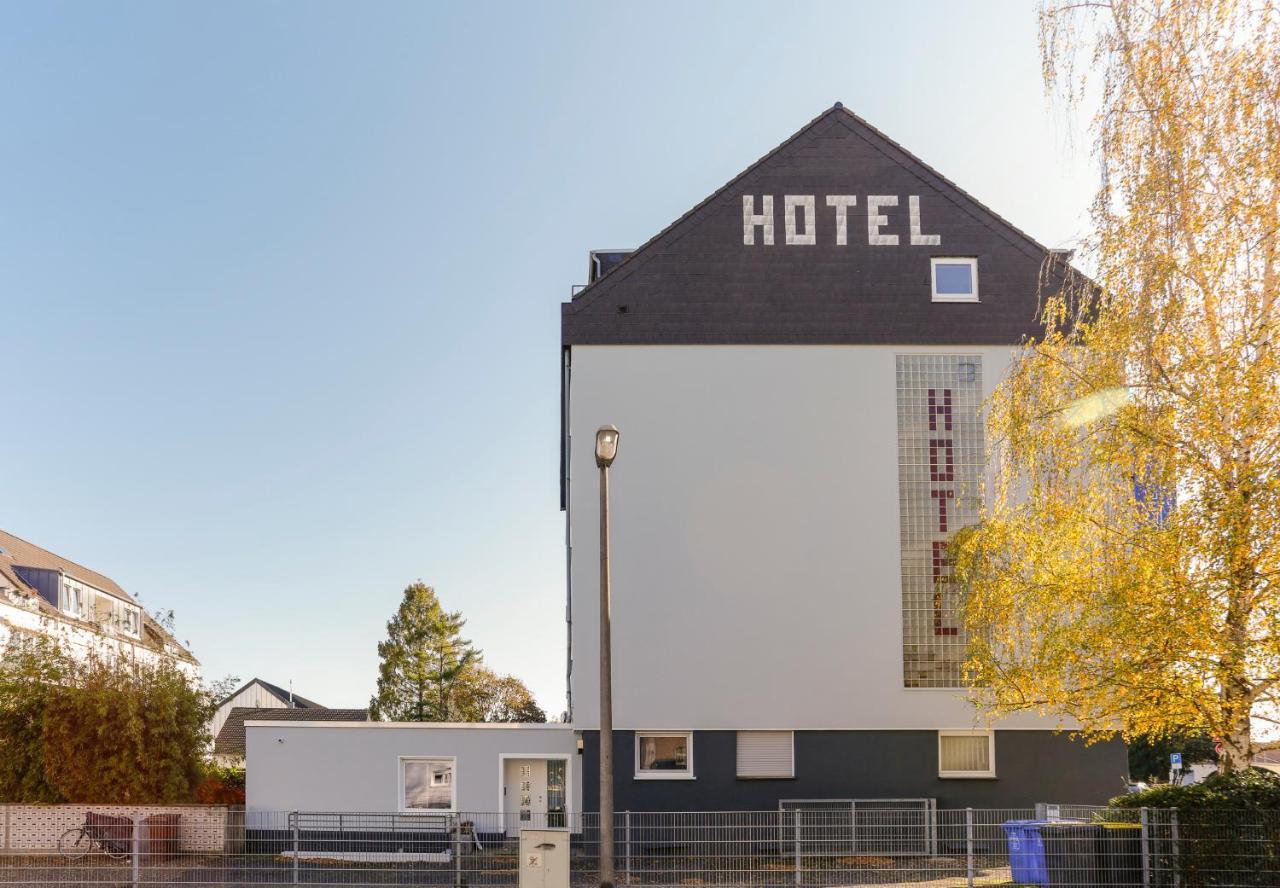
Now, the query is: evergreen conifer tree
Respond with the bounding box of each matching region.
[370,583,479,721]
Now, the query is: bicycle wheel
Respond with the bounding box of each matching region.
[102,840,129,861]
[57,827,89,861]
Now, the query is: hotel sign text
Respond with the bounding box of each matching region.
[743,194,940,246]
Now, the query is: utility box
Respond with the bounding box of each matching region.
[519,829,570,888]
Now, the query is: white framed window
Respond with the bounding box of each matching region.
[59,578,86,619]
[400,756,456,810]
[635,732,694,780]
[931,257,979,303]
[737,731,794,779]
[89,592,141,638]
[938,731,996,778]
[121,603,141,637]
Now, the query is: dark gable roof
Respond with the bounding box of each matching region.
[254,679,322,709]
[213,706,369,757]
[0,527,138,604]
[217,678,323,709]
[562,103,1067,346]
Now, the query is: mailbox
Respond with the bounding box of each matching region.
[518,828,570,888]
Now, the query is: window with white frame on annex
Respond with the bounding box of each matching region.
[400,757,456,811]
[938,731,995,778]
[635,732,693,779]
[897,354,984,688]
[736,731,794,779]
[930,257,979,302]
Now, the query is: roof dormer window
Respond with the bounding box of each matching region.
[89,589,142,638]
[59,577,87,619]
[931,257,979,303]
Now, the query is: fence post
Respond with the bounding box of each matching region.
[131,813,142,888]
[454,814,463,888]
[624,810,631,885]
[965,808,974,888]
[927,800,938,857]
[849,801,857,855]
[1139,807,1150,888]
[291,811,299,887]
[793,808,801,886]
[1170,809,1180,888]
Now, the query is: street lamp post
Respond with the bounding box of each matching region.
[595,425,619,888]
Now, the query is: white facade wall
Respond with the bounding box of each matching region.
[566,344,1062,733]
[246,722,580,815]
[0,597,200,680]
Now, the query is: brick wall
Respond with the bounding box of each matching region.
[1,805,232,853]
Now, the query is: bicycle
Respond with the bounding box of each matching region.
[58,812,133,861]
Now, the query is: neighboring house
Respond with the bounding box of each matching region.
[210,678,325,744]
[0,527,198,675]
[212,705,368,766]
[247,104,1129,820]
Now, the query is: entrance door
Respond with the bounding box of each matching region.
[504,759,549,836]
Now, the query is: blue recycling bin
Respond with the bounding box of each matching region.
[1002,820,1050,886]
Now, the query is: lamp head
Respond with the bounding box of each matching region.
[595,425,620,468]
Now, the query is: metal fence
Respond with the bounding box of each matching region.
[1,805,1277,886]
[779,799,937,856]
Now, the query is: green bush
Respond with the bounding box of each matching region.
[1110,768,1280,811]
[1108,770,1280,886]
[0,634,218,803]
[0,637,69,802]
[195,763,245,804]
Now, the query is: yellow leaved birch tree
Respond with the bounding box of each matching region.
[953,0,1280,772]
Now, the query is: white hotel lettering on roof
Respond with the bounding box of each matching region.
[743,194,941,246]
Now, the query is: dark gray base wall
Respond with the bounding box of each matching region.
[579,730,1128,811]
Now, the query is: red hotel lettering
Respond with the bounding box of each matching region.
[928,388,952,432]
[931,541,959,636]
[929,439,954,482]
[930,489,953,532]
[930,387,959,635]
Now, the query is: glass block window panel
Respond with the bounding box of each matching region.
[938,732,995,777]
[897,354,984,687]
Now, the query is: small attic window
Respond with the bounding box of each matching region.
[931,257,979,303]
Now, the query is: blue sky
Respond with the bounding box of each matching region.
[2,1,1094,713]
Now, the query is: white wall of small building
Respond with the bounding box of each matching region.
[566,344,1062,733]
[246,722,580,815]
